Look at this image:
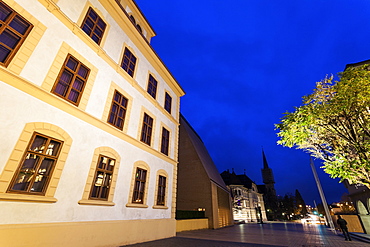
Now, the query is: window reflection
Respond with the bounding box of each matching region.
[90,155,115,200]
[9,133,63,194]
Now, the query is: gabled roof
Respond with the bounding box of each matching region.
[220,170,255,189]
[180,115,228,190]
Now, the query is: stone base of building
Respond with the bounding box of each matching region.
[0,218,176,247]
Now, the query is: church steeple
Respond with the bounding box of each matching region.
[260,149,278,220]
[262,149,269,169]
[261,149,275,184]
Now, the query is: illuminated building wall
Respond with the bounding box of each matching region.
[0,0,184,246]
[177,115,234,229]
[221,170,267,223]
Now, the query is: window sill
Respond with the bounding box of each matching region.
[0,193,57,203]
[78,199,115,206]
[126,203,148,208]
[153,205,168,209]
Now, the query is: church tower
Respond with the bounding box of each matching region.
[261,150,278,219]
[262,150,276,192]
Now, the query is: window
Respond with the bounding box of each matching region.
[164,92,172,114]
[132,168,147,204]
[81,7,106,45]
[52,54,90,105]
[129,15,136,25]
[160,127,170,155]
[0,1,33,66]
[107,90,128,130]
[140,113,153,145]
[121,47,136,77]
[8,133,63,195]
[136,24,142,33]
[89,155,115,200]
[147,74,158,99]
[156,175,166,206]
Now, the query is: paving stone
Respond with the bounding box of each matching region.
[122,222,370,247]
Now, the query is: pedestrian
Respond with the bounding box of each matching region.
[337,215,352,241]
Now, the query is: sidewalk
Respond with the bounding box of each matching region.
[122,222,370,247]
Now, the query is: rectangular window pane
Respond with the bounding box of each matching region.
[66,57,78,71]
[0,29,20,49]
[67,89,79,103]
[31,158,54,192]
[0,45,11,62]
[9,16,30,35]
[0,3,11,21]
[82,24,92,35]
[46,141,61,156]
[78,65,89,78]
[30,136,47,152]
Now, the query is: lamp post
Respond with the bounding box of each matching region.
[310,157,336,233]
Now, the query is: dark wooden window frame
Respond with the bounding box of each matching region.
[140,113,153,145]
[132,168,147,204]
[121,47,136,77]
[51,54,90,106]
[160,127,170,156]
[164,92,172,114]
[81,7,106,45]
[147,74,158,99]
[8,132,63,195]
[89,155,115,201]
[0,1,33,67]
[107,90,128,130]
[156,175,166,206]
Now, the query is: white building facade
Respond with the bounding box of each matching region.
[230,184,267,223]
[0,0,184,246]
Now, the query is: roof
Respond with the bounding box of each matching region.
[345,59,370,70]
[180,115,228,190]
[220,170,255,189]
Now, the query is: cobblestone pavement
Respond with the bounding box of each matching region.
[122,222,370,247]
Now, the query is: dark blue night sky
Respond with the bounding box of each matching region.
[135,0,370,205]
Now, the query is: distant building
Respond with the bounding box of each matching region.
[177,115,234,229]
[0,0,185,246]
[221,170,267,222]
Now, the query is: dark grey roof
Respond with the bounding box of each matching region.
[180,115,228,190]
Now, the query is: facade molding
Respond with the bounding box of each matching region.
[0,67,177,165]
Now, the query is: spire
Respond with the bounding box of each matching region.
[262,149,269,169]
[261,149,275,184]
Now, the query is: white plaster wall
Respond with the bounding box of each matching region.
[0,82,174,224]
[1,0,181,225]
[13,0,179,159]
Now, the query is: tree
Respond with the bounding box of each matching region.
[295,189,307,215]
[276,64,370,187]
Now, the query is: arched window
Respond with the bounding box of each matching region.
[126,161,150,208]
[136,24,142,33]
[129,15,136,25]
